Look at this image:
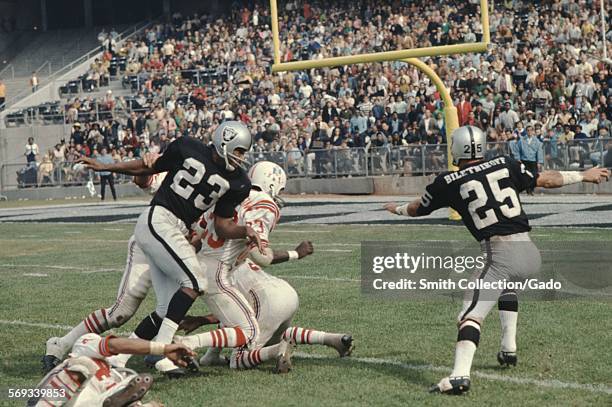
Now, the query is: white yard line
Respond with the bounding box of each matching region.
[23,273,49,277]
[277,275,359,282]
[275,230,331,233]
[294,353,612,395]
[0,317,607,395]
[0,264,122,273]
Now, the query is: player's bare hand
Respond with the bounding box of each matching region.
[76,155,105,171]
[179,314,219,334]
[142,152,160,168]
[163,343,195,367]
[188,233,202,253]
[383,202,398,214]
[582,167,610,184]
[133,175,153,189]
[246,226,264,253]
[296,241,314,258]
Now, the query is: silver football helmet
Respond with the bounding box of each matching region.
[212,121,253,171]
[450,125,486,166]
[248,161,287,206]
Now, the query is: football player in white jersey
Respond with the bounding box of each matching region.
[32,333,193,406]
[176,161,353,372]
[43,174,169,375]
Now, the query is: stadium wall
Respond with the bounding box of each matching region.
[3,175,612,201]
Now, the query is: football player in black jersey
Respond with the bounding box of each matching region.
[384,125,609,395]
[79,121,262,377]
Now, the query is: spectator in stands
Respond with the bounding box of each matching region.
[25,137,39,164]
[30,72,39,93]
[10,0,611,181]
[70,123,84,145]
[52,142,66,183]
[96,147,117,201]
[0,79,5,110]
[37,152,54,187]
[517,124,544,193]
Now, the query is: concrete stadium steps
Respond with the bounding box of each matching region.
[6,29,101,78]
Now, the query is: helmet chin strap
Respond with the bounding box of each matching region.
[222,145,236,171]
[272,188,286,208]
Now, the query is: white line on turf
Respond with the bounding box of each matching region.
[23,273,48,277]
[0,264,122,272]
[275,230,331,233]
[277,275,359,282]
[0,317,607,395]
[293,353,612,395]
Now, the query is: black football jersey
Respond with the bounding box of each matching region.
[416,155,537,241]
[151,137,251,226]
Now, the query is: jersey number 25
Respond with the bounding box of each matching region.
[171,158,230,210]
[460,168,521,230]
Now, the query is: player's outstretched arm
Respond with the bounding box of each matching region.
[536,167,610,189]
[383,199,422,217]
[77,155,156,176]
[107,337,195,367]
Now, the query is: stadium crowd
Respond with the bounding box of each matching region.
[13,0,612,187]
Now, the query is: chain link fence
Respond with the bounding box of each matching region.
[2,139,610,192]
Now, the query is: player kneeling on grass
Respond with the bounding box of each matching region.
[384,125,610,395]
[43,173,166,375]
[175,161,353,373]
[32,333,193,407]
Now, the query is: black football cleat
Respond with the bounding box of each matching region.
[103,374,153,407]
[497,351,517,367]
[41,354,61,374]
[334,335,354,357]
[183,355,200,373]
[429,376,471,395]
[143,355,189,379]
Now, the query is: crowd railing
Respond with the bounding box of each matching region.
[3,139,610,191]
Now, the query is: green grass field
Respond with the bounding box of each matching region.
[0,222,610,406]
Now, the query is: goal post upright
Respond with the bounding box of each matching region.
[267,0,491,221]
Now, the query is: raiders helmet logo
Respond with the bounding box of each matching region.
[222,127,239,142]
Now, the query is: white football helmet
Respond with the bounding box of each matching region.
[451,125,486,166]
[212,121,253,171]
[248,161,287,206]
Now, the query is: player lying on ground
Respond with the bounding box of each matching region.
[74,121,262,377]
[384,125,610,395]
[178,256,354,373]
[33,333,193,407]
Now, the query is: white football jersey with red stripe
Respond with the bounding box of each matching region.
[234,258,283,295]
[195,189,280,266]
[32,334,119,406]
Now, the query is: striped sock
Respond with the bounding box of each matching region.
[283,327,325,345]
[231,344,282,369]
[183,327,246,350]
[83,309,110,334]
[58,309,109,353]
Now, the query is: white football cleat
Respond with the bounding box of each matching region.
[429,376,471,395]
[274,338,296,374]
[199,348,229,367]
